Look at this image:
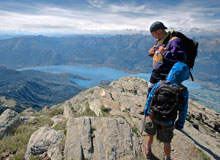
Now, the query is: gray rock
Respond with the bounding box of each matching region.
[0,109,21,139]
[64,117,143,160]
[25,127,64,160]
[61,76,220,160]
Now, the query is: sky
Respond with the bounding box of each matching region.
[0,0,219,35]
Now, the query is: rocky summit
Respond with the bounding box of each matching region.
[0,76,219,160]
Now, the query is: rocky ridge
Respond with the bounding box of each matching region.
[0,76,219,160]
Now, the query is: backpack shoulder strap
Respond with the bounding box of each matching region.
[177,85,187,100]
[161,30,178,47]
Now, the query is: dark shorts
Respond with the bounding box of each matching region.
[149,70,166,84]
[144,117,174,143]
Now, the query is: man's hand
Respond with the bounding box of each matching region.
[148,45,157,55]
[158,46,167,55]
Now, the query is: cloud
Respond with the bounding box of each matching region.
[87,0,107,8]
[0,0,219,35]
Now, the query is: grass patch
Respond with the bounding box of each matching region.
[9,153,25,160]
[196,148,211,160]
[98,85,112,89]
[0,96,16,108]
[29,155,41,160]
[48,107,63,117]
[30,116,54,127]
[0,125,37,159]
[88,89,94,94]
[91,125,96,131]
[131,126,140,137]
[131,158,142,160]
[53,121,66,135]
[0,115,53,159]
[68,102,73,109]
[101,105,111,117]
[83,102,97,117]
[76,102,97,117]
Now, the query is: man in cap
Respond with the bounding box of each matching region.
[146,21,186,96]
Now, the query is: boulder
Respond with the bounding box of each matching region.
[25,127,64,160]
[0,109,21,139]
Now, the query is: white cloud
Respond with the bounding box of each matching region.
[87,0,107,8]
[0,0,219,35]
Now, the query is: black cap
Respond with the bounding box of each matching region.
[150,21,167,32]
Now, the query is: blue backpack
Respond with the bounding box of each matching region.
[149,82,187,122]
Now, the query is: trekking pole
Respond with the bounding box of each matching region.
[140,115,146,135]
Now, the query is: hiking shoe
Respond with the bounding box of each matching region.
[143,146,154,160]
[163,157,172,160]
[146,151,154,159]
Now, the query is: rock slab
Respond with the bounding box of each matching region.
[64,117,143,160]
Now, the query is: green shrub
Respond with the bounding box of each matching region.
[30,116,54,127]
[197,148,210,160]
[48,107,63,117]
[9,153,25,160]
[77,102,97,117]
[29,155,41,160]
[0,115,53,159]
[0,124,37,159]
[101,105,111,117]
[131,126,139,136]
[53,121,66,131]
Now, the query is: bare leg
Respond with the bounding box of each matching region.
[164,143,171,159]
[146,135,154,148]
[143,135,154,159]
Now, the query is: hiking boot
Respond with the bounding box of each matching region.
[163,157,172,160]
[146,151,154,159]
[143,146,154,160]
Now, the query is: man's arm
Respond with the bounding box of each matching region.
[163,37,186,63]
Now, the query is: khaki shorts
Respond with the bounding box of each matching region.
[144,117,174,143]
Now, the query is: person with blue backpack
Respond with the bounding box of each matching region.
[143,62,189,160]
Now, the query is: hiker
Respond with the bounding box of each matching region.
[143,62,189,160]
[147,21,186,96]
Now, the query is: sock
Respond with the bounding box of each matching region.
[165,156,171,160]
[147,146,151,152]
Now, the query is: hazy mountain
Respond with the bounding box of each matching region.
[0,66,85,114]
[0,35,152,70]
[0,34,219,85]
[0,34,219,112]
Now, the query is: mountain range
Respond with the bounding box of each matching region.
[0,34,219,86]
[0,66,85,114]
[0,34,219,112]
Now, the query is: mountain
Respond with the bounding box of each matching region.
[0,34,219,112]
[0,34,219,85]
[0,66,85,114]
[0,76,219,160]
[0,35,152,70]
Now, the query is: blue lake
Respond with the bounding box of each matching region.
[19,65,201,90]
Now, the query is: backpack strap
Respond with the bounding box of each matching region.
[161,30,175,47]
[177,84,187,102]
[189,70,194,81]
[162,31,195,81]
